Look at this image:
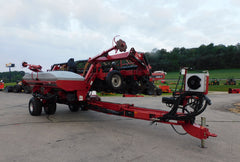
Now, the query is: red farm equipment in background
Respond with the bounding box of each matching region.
[50,42,161,96]
[149,71,166,82]
[0,80,4,90]
[149,71,172,93]
[228,88,240,94]
[22,38,217,141]
[159,84,172,93]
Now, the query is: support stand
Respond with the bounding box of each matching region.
[201,117,206,148]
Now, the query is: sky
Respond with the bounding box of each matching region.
[0,0,240,72]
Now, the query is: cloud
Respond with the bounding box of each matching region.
[0,0,240,72]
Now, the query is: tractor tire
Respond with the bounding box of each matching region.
[144,82,155,95]
[29,97,42,116]
[44,102,56,115]
[156,88,162,96]
[69,104,80,112]
[24,85,32,94]
[106,70,123,91]
[13,85,21,93]
[80,103,88,111]
[5,86,13,92]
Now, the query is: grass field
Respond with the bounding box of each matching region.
[165,69,240,79]
[3,82,16,88]
[160,69,240,92]
[156,81,239,92]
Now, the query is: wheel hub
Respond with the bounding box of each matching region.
[112,74,121,87]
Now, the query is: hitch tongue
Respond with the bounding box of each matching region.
[206,131,217,137]
[182,123,217,139]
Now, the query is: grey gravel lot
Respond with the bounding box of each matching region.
[0,91,240,162]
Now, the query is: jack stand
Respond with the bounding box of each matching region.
[201,117,206,148]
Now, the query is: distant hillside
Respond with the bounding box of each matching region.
[0,71,25,83]
[146,43,240,72]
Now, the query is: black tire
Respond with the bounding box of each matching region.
[69,104,80,112]
[143,82,155,95]
[5,86,13,92]
[156,88,162,96]
[80,103,88,111]
[29,97,42,116]
[44,102,56,115]
[13,85,21,93]
[106,70,123,90]
[23,85,32,94]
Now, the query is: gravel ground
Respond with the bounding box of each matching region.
[0,91,239,162]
